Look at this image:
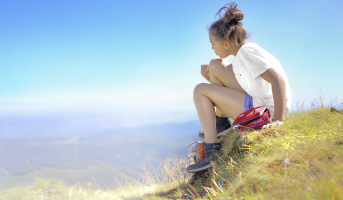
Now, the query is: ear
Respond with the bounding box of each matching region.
[224,40,231,49]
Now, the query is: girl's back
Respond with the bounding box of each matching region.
[232,42,292,118]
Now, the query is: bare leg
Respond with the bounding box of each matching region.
[194,58,247,143]
[210,58,246,118]
[215,108,226,117]
[210,68,227,118]
[208,58,246,93]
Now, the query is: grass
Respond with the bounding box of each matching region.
[1,99,343,199]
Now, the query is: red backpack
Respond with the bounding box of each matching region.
[232,105,272,131]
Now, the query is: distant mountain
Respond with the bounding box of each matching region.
[0,113,203,190]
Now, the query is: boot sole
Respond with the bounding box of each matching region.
[186,163,213,173]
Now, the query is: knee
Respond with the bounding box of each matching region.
[193,83,208,96]
[208,58,223,74]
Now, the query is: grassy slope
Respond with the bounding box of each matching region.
[218,104,343,199]
[1,104,343,200]
[0,127,196,190]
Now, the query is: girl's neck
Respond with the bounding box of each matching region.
[231,42,246,56]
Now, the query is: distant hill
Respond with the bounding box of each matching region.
[0,119,202,190]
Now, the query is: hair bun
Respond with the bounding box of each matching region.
[217,2,244,24]
[210,2,248,45]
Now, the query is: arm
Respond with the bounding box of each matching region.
[260,67,286,125]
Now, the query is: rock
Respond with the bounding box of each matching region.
[280,158,290,167]
[181,191,207,199]
[331,107,343,114]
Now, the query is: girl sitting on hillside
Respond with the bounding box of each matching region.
[186,2,292,173]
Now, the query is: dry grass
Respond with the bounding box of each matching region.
[209,100,343,200]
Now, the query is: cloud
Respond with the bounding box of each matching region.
[0,83,198,127]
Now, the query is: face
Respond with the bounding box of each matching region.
[209,33,231,58]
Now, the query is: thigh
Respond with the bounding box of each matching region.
[208,58,246,94]
[195,83,246,119]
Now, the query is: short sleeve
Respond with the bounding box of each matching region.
[240,46,272,79]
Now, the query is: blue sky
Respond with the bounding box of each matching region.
[1,0,342,126]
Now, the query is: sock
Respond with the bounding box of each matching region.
[216,115,228,125]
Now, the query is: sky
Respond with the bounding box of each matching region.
[1,0,343,127]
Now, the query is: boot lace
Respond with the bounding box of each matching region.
[187,142,206,162]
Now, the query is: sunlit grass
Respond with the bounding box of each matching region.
[1,98,343,199]
[211,100,343,200]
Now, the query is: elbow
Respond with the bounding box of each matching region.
[271,76,286,90]
[275,73,285,87]
[278,76,285,87]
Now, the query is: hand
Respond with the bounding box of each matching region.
[262,119,284,129]
[201,64,210,82]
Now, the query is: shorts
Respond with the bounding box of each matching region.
[244,93,254,112]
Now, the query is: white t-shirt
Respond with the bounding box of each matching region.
[232,42,292,119]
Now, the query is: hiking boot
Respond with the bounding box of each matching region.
[198,116,232,140]
[186,142,222,173]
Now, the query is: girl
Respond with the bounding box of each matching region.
[186,2,292,173]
